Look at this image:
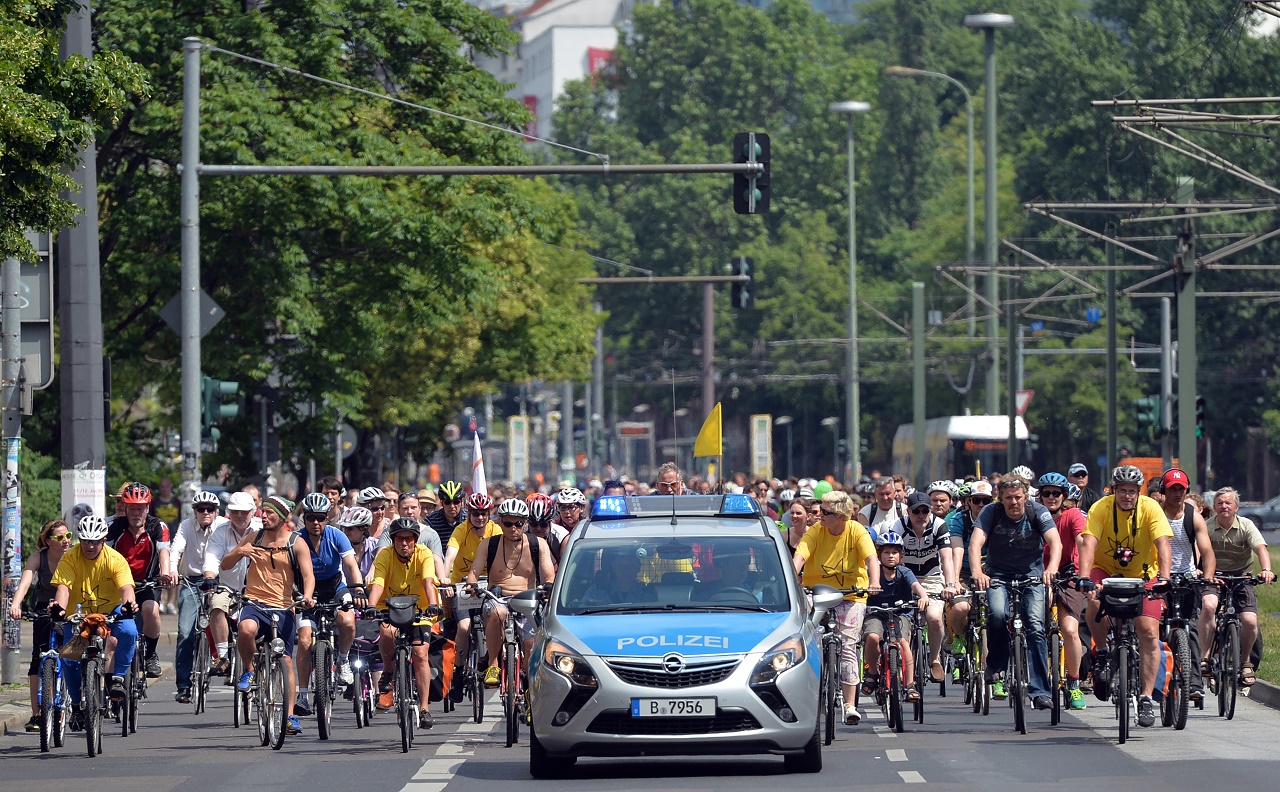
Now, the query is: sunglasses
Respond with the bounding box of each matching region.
[1039,489,1065,498]
[303,514,327,522]
[442,498,464,505]
[970,497,993,506]
[560,503,583,510]
[193,505,218,513]
[911,507,931,515]
[820,508,840,516]
[470,509,491,516]
[51,533,72,542]
[1069,472,1087,478]
[531,520,550,528]
[500,520,526,529]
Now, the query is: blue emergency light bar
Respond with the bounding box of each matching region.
[589,494,761,520]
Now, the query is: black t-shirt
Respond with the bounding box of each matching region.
[868,566,919,609]
[975,501,1056,578]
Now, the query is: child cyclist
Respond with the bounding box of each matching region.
[861,530,931,703]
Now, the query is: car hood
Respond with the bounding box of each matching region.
[557,612,792,657]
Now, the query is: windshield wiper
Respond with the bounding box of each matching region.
[573,606,666,615]
[672,604,773,613]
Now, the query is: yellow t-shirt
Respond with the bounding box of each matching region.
[371,544,436,612]
[447,520,502,582]
[795,520,875,601]
[1084,494,1173,578]
[50,544,134,614]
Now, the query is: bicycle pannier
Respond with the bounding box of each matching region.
[1099,577,1145,620]
[386,596,419,629]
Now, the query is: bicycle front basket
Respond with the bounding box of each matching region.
[1099,577,1145,620]
[386,596,419,629]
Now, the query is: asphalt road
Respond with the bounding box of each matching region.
[2,674,1278,791]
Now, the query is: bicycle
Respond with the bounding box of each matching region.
[368,597,440,753]
[31,613,70,752]
[803,586,863,745]
[1152,573,1199,730]
[991,578,1041,736]
[349,613,381,728]
[448,581,488,724]
[1093,576,1153,745]
[180,578,216,715]
[472,584,528,747]
[862,601,917,734]
[1044,574,1078,726]
[909,608,928,724]
[243,598,303,750]
[306,599,356,740]
[54,605,128,757]
[116,578,166,736]
[1204,574,1263,721]
[952,588,990,716]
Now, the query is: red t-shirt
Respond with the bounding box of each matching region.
[115,527,164,580]
[1046,506,1086,572]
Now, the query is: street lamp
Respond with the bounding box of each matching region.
[964,12,1014,416]
[775,415,794,479]
[884,65,976,336]
[820,416,840,481]
[828,99,871,485]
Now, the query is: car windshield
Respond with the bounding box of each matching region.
[557,536,790,615]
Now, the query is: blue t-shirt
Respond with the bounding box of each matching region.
[301,526,354,582]
[947,508,985,577]
[974,501,1056,578]
[868,566,918,609]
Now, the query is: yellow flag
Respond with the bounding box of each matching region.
[694,402,723,457]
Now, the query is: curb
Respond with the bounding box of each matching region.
[1,660,174,736]
[1247,679,1280,711]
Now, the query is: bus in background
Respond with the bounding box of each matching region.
[893,415,1031,484]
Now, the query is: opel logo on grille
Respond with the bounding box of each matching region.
[661,653,686,674]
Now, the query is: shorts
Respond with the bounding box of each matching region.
[135,585,161,605]
[862,615,911,642]
[239,602,298,657]
[917,575,946,618]
[208,589,240,616]
[27,617,54,677]
[1052,585,1085,621]
[481,597,534,644]
[299,577,349,629]
[1204,576,1259,615]
[1090,568,1163,621]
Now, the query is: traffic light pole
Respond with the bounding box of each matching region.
[181,38,203,502]
[1106,223,1118,474]
[703,283,715,425]
[1175,178,1198,489]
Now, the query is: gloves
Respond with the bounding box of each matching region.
[48,602,65,620]
[424,604,444,618]
[119,601,137,618]
[200,577,217,592]
[1076,579,1096,593]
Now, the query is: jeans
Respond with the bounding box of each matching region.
[62,612,138,705]
[175,581,202,689]
[986,578,1050,699]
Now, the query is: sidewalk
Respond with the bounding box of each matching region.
[1,611,179,734]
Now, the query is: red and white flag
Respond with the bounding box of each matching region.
[472,432,487,496]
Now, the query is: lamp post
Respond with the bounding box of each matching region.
[884,65,976,336]
[775,415,794,479]
[820,416,840,481]
[828,100,871,484]
[964,12,1014,415]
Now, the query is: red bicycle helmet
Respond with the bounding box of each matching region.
[118,482,152,505]
[527,493,554,523]
[466,492,494,512]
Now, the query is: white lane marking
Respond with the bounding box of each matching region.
[872,725,896,738]
[898,770,926,783]
[398,695,499,792]
[886,748,907,762]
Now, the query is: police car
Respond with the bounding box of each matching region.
[512,494,845,778]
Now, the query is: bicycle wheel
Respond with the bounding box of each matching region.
[1048,628,1062,726]
[119,664,133,737]
[39,656,56,752]
[823,637,838,745]
[1223,621,1239,721]
[961,644,974,706]
[315,640,333,740]
[397,648,414,753]
[1116,642,1130,745]
[194,632,210,715]
[353,669,367,728]
[255,660,270,746]
[471,656,485,724]
[54,675,68,748]
[1012,634,1027,735]
[129,661,141,735]
[913,626,927,724]
[84,658,103,758]
[509,641,524,747]
[888,645,904,734]
[979,627,991,717]
[267,659,287,750]
[1168,627,1190,730]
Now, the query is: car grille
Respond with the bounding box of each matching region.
[606,658,739,689]
[586,709,761,735]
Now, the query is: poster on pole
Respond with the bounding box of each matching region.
[750,414,772,481]
[508,415,530,485]
[61,468,107,529]
[3,439,22,658]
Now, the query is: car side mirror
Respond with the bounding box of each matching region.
[510,588,539,620]
[809,584,844,625]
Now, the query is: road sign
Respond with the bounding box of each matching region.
[338,422,358,458]
[160,289,225,339]
[1085,306,1102,324]
[1015,389,1035,416]
[20,231,54,390]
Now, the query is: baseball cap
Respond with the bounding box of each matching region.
[970,481,994,498]
[227,491,256,512]
[1068,463,1089,476]
[905,492,930,510]
[1161,469,1190,490]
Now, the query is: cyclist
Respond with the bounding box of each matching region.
[356,487,391,541]
[969,477,1061,709]
[337,506,379,578]
[858,477,904,534]
[379,492,448,582]
[1158,469,1215,702]
[9,519,72,731]
[1068,463,1100,515]
[861,530,929,703]
[171,490,227,703]
[793,490,880,725]
[927,480,957,521]
[48,515,139,726]
[106,482,172,679]
[527,494,568,570]
[1078,465,1172,728]
[443,492,500,695]
[368,518,442,727]
[1198,486,1274,688]
[1036,472,1088,710]
[294,492,366,716]
[202,491,260,676]
[654,462,686,495]
[318,476,345,522]
[554,486,590,555]
[944,480,994,651]
[891,491,956,684]
[227,496,316,737]
[467,498,556,687]
[426,481,467,551]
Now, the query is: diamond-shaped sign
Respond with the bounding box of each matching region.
[160,290,225,339]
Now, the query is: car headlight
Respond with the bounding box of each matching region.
[750,635,806,686]
[544,640,597,687]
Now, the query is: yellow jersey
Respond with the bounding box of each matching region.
[1084,494,1173,578]
[447,520,502,582]
[50,544,134,614]
[371,544,436,612]
[795,520,875,601]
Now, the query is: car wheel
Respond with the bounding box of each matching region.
[529,724,575,779]
[783,714,823,774]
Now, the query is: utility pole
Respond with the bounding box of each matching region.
[1106,222,1118,473]
[1175,177,1198,489]
[58,0,107,521]
[592,303,605,468]
[180,37,202,500]
[702,283,715,422]
[560,381,574,478]
[1160,297,1173,470]
[912,282,926,488]
[1,254,21,682]
[1005,254,1018,472]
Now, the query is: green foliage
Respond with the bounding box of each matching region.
[19,445,61,557]
[0,0,148,260]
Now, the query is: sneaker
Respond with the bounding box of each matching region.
[991,678,1008,700]
[176,688,192,704]
[337,661,354,686]
[69,707,84,732]
[294,694,312,717]
[952,665,962,683]
[1190,686,1204,703]
[377,691,395,711]
[108,676,126,701]
[24,715,40,733]
[379,675,394,694]
[211,657,231,676]
[1068,687,1087,710]
[286,715,303,735]
[145,654,162,679]
[843,704,861,725]
[450,669,467,703]
[236,671,253,692]
[1137,695,1156,727]
[419,709,434,729]
[483,666,501,688]
[1032,695,1053,711]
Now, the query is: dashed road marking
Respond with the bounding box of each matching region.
[898,770,926,783]
[886,748,907,762]
[399,695,499,792]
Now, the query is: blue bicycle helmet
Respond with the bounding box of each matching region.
[876,529,904,547]
[1066,482,1081,501]
[1037,472,1069,490]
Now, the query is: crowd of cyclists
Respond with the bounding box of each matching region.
[6,458,1274,749]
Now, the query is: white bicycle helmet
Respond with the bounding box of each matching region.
[557,487,587,507]
[927,480,958,498]
[356,486,386,505]
[192,490,221,509]
[335,506,373,528]
[301,492,332,514]
[1010,465,1035,483]
[496,498,531,520]
[78,515,109,541]
[1111,465,1145,488]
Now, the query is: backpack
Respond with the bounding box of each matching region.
[869,501,906,526]
[484,534,544,587]
[252,529,305,595]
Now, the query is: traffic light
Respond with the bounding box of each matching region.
[202,376,241,447]
[1134,395,1160,440]
[730,256,755,309]
[733,132,770,214]
[1196,395,1206,438]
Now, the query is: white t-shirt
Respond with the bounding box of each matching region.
[860,501,906,533]
[203,517,262,590]
[172,515,229,577]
